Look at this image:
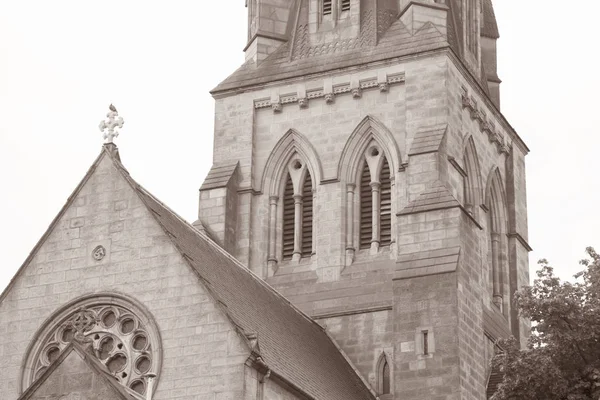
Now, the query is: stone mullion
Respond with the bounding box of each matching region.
[292,194,304,261]
[267,196,278,268]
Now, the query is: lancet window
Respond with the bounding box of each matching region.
[465,0,479,55]
[487,170,509,315]
[377,353,391,396]
[281,159,314,261]
[358,145,392,251]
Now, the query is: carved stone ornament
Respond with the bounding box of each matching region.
[325,93,335,104]
[378,82,389,92]
[298,97,308,108]
[92,245,106,261]
[352,87,362,99]
[271,102,283,113]
[22,294,162,397]
[99,104,124,144]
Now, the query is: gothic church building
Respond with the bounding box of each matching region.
[0,0,531,399]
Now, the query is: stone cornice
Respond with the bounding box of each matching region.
[243,30,289,52]
[507,232,533,252]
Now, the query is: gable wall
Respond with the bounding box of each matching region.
[0,154,251,399]
[27,351,123,400]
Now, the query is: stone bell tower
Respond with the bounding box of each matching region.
[197,0,530,399]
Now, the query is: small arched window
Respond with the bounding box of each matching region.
[282,160,314,261]
[377,353,391,395]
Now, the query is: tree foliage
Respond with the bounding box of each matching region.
[492,248,600,400]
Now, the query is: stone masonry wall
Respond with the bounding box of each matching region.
[28,350,122,400]
[0,154,251,399]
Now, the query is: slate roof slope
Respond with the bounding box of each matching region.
[18,341,141,400]
[482,0,500,39]
[108,150,376,400]
[212,17,448,93]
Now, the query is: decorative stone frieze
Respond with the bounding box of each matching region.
[255,73,405,112]
[461,87,512,155]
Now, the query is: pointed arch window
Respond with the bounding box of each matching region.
[359,145,393,251]
[377,353,391,396]
[487,170,509,315]
[281,159,314,261]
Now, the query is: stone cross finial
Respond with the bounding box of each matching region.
[99,104,124,143]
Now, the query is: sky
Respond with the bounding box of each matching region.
[0,2,598,293]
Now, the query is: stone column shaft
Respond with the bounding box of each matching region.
[293,194,303,260]
[491,232,503,310]
[268,196,278,266]
[371,181,381,251]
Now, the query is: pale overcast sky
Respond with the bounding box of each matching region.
[0,2,598,293]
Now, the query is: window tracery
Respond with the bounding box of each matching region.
[22,294,161,397]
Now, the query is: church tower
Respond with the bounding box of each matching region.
[198,0,530,399]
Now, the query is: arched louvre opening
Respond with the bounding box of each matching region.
[301,171,313,257]
[323,0,332,15]
[380,158,392,247]
[359,162,373,249]
[282,173,295,260]
[341,0,351,11]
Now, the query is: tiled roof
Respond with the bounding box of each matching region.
[18,341,141,400]
[481,0,500,39]
[398,180,461,215]
[110,149,376,400]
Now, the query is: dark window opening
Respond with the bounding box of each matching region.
[301,171,313,257]
[323,0,332,15]
[423,331,429,355]
[282,173,295,260]
[341,0,351,12]
[380,158,392,247]
[360,162,373,249]
[382,358,390,395]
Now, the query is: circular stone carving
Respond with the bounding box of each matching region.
[21,293,162,396]
[92,245,106,261]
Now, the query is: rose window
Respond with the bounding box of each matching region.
[22,294,162,397]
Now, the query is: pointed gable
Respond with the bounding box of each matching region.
[18,342,140,400]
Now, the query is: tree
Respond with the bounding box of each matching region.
[491,248,600,400]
